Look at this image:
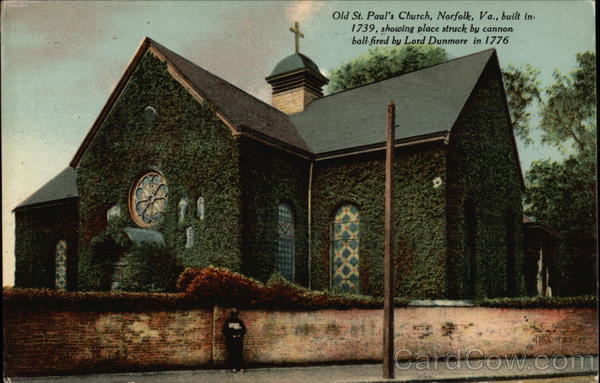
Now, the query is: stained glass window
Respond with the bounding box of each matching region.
[55,240,67,290]
[129,171,168,228]
[331,204,360,293]
[277,203,295,280]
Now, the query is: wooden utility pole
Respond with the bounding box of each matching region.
[383,102,395,379]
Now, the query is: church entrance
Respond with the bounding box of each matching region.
[331,204,360,293]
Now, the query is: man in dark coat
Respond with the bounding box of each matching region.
[223,308,247,372]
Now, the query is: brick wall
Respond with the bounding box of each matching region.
[271,87,320,114]
[3,309,214,376]
[3,306,597,376]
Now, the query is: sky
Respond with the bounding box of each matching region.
[1,1,596,286]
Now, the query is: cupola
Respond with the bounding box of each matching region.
[266,22,329,114]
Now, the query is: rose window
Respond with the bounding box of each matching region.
[129,171,168,227]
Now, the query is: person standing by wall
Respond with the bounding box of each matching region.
[223,308,247,372]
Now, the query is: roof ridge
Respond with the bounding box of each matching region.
[146,37,311,152]
[314,48,495,103]
[291,46,496,155]
[148,38,291,121]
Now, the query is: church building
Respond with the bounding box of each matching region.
[13,32,524,299]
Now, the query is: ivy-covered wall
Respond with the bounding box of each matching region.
[14,199,79,290]
[238,138,310,285]
[76,52,242,290]
[309,145,448,299]
[446,57,524,299]
[16,49,524,300]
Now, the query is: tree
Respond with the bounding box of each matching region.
[327,45,448,93]
[524,149,597,296]
[524,51,597,296]
[525,51,596,229]
[502,65,541,145]
[539,51,596,153]
[525,150,596,239]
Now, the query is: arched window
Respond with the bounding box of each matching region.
[55,240,67,290]
[331,204,360,293]
[276,203,295,280]
[107,204,121,222]
[197,196,205,220]
[144,106,157,128]
[185,226,194,248]
[178,197,189,223]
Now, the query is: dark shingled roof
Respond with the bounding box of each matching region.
[268,53,321,78]
[290,49,495,155]
[14,167,78,210]
[27,41,506,210]
[149,40,310,152]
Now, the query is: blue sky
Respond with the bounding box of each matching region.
[1,1,595,285]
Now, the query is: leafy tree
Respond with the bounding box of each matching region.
[539,51,596,153]
[327,45,448,93]
[502,52,595,151]
[525,51,596,230]
[525,150,596,239]
[502,65,541,145]
[524,51,597,296]
[524,149,597,296]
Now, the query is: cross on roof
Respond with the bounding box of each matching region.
[289,21,304,53]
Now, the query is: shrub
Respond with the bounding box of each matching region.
[119,244,183,292]
[177,267,409,309]
[177,266,264,307]
[3,287,190,312]
[477,295,597,308]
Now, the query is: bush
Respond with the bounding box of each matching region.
[3,287,190,312]
[177,267,409,309]
[119,244,183,292]
[177,266,264,307]
[477,295,597,308]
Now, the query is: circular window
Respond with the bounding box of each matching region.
[129,171,168,227]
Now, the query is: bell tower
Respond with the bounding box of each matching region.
[266,22,329,114]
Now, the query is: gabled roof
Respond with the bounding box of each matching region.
[70,37,310,167]
[149,40,310,152]
[20,41,524,210]
[291,49,495,155]
[14,167,78,211]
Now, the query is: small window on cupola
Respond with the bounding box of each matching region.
[144,106,157,128]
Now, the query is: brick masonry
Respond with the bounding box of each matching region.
[272,87,320,114]
[3,306,597,376]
